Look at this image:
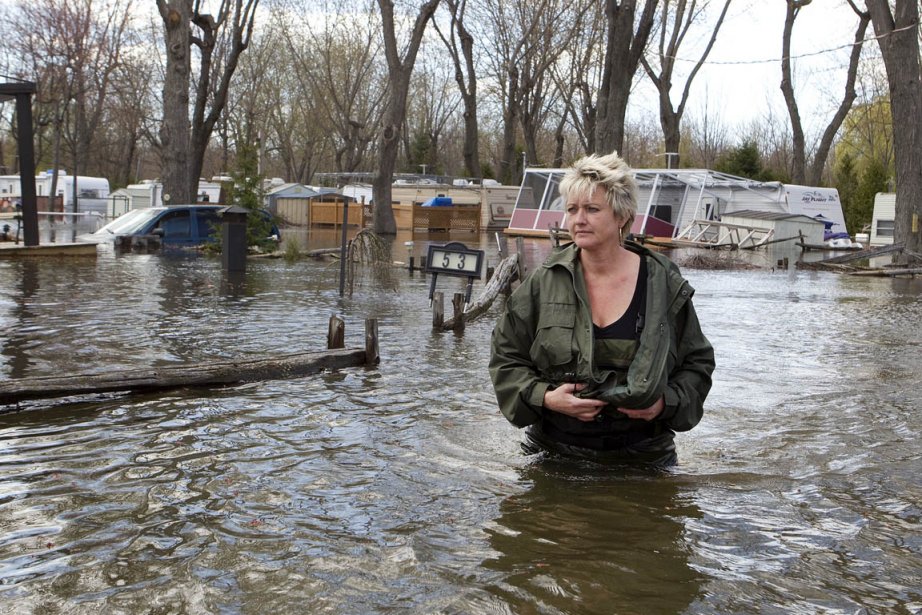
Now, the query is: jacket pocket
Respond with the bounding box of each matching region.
[531,303,576,372]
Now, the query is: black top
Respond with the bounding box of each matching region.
[593,257,647,341]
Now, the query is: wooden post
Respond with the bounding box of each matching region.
[222,206,248,273]
[432,291,444,329]
[515,236,526,279]
[365,318,379,365]
[6,82,40,247]
[452,292,465,333]
[327,315,345,349]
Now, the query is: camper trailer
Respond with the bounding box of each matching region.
[869,192,896,246]
[35,170,110,215]
[0,170,111,217]
[505,167,851,248]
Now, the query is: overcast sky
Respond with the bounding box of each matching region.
[0,0,877,141]
[635,0,874,134]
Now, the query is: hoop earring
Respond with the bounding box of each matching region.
[618,225,623,245]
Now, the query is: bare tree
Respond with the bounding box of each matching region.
[746,106,795,179]
[3,0,132,204]
[549,0,606,156]
[433,0,481,178]
[155,0,258,204]
[596,0,660,154]
[263,58,330,182]
[480,0,581,183]
[838,57,893,172]
[685,87,730,168]
[101,51,157,186]
[621,114,665,166]
[864,0,922,260]
[371,0,441,235]
[224,23,274,173]
[641,0,732,169]
[403,52,462,175]
[280,1,387,175]
[781,0,869,185]
[517,0,589,169]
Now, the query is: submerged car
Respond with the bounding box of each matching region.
[82,205,280,247]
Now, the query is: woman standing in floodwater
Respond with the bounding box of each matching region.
[489,151,715,466]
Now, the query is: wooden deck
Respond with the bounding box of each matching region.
[0,241,97,258]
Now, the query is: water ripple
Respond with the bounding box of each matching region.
[1,245,921,612]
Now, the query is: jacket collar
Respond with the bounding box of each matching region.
[541,240,654,271]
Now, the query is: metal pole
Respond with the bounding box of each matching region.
[338,199,350,297]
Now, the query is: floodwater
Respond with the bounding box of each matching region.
[0,228,920,614]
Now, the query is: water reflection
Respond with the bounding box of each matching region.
[482,459,703,614]
[1,260,39,379]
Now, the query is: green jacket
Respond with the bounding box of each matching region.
[489,241,715,432]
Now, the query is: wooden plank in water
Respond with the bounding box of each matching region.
[0,347,368,408]
[0,243,98,258]
[817,242,904,264]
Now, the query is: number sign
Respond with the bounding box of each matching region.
[425,242,484,277]
[424,242,485,307]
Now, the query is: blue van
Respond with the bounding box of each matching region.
[84,205,280,246]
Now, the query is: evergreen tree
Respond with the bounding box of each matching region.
[228,142,275,251]
[851,159,889,235]
[835,153,860,234]
[714,142,764,180]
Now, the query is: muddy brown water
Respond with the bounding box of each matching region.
[0,229,920,613]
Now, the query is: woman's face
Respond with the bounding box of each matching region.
[565,185,622,251]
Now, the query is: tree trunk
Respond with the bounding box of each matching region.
[372,110,402,235]
[461,90,481,178]
[156,0,257,204]
[458,15,481,179]
[596,0,659,155]
[500,70,520,184]
[661,104,680,167]
[808,2,869,186]
[865,0,922,262]
[157,0,194,205]
[643,0,731,172]
[372,0,441,234]
[780,1,808,185]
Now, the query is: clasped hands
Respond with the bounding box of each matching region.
[543,382,664,422]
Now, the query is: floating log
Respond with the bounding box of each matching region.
[0,320,379,409]
[848,267,922,277]
[306,247,340,258]
[438,253,519,330]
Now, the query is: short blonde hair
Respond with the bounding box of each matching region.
[559,151,637,239]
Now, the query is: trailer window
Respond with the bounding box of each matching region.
[876,219,894,238]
